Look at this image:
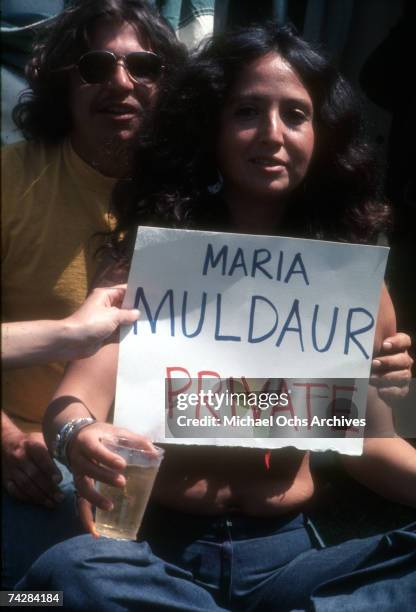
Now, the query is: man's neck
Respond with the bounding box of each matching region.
[70,134,133,179]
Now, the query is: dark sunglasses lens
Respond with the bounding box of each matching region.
[125,53,163,81]
[78,52,115,84]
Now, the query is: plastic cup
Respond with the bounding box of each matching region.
[95,436,164,540]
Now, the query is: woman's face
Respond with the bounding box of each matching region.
[217,52,315,207]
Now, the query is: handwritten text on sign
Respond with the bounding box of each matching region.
[114,227,388,455]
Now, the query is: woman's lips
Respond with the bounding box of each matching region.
[250,157,287,171]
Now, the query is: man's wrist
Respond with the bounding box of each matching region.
[61,317,90,359]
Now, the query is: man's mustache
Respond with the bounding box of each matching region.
[93,97,146,114]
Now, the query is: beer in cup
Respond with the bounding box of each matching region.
[95,436,164,540]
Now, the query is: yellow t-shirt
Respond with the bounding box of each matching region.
[1,139,116,432]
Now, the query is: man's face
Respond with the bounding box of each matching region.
[69,18,157,174]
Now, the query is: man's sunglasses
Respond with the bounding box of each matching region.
[61,50,164,84]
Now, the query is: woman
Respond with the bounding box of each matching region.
[21,24,415,610]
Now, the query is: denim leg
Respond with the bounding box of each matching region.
[1,462,83,588]
[16,535,227,612]
[240,522,416,611]
[15,507,416,611]
[309,523,416,612]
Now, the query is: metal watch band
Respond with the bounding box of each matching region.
[52,417,96,467]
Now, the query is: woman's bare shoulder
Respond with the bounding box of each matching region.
[374,282,396,355]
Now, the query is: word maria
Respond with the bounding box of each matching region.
[133,243,375,358]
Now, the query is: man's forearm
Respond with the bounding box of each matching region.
[2,320,81,368]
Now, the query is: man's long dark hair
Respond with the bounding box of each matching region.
[110,22,390,251]
[13,0,186,143]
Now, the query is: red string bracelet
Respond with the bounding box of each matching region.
[264,450,271,470]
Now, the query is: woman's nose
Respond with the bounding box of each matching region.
[261,111,284,145]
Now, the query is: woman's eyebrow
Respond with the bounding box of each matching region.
[227,93,264,104]
[284,97,313,113]
[228,92,312,111]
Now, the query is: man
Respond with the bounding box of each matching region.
[1,0,185,587]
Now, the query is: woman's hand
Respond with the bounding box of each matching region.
[66,422,155,535]
[371,332,413,399]
[76,492,98,536]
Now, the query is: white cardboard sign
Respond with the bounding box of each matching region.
[114,227,388,455]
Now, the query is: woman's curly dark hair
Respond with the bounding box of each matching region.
[13,0,186,143]
[110,22,390,254]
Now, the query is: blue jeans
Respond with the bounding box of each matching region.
[1,461,83,588]
[17,503,416,610]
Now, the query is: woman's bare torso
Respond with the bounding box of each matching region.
[153,445,314,516]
